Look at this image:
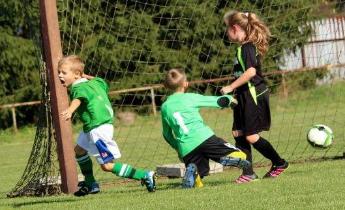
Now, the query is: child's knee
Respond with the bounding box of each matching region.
[74,145,87,156]
[245,134,260,144]
[100,163,113,172]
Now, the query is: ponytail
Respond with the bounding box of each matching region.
[224,11,271,56]
[246,12,271,56]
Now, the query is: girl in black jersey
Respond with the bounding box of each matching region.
[221,11,288,183]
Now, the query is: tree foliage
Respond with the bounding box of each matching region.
[0,0,326,128]
[0,0,41,128]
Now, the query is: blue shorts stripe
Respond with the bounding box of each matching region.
[95,139,114,163]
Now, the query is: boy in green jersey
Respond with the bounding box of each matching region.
[58,55,156,196]
[161,68,251,188]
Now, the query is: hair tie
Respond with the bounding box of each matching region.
[244,12,249,17]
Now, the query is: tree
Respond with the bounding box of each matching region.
[0,0,41,128]
[0,0,326,128]
[59,0,321,87]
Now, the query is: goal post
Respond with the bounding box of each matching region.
[39,0,78,194]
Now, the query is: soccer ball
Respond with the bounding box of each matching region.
[307,124,334,148]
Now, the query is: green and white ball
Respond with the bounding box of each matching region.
[307,124,333,148]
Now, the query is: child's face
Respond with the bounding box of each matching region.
[58,65,80,87]
[226,25,245,43]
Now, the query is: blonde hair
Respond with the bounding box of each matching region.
[58,55,85,76]
[224,11,271,56]
[164,68,186,91]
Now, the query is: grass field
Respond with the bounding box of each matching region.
[0,139,344,210]
[0,81,345,209]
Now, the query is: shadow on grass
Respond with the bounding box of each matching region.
[103,182,182,194]
[11,198,78,208]
[156,182,182,190]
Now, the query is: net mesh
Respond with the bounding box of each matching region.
[7,59,61,197]
[58,0,345,166]
[8,0,345,196]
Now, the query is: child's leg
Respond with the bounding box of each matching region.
[182,152,207,188]
[247,134,289,178]
[247,134,285,166]
[100,162,147,180]
[100,162,156,192]
[75,145,96,186]
[233,130,255,175]
[89,124,155,192]
[195,135,257,184]
[74,132,101,196]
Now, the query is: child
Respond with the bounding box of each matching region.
[221,11,288,183]
[58,55,156,196]
[161,68,251,188]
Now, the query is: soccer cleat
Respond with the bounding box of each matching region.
[182,163,198,188]
[74,181,100,196]
[235,173,259,184]
[74,186,89,197]
[88,182,100,194]
[219,151,251,170]
[141,171,156,192]
[263,160,289,178]
[77,181,86,188]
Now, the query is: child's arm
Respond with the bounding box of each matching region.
[221,67,256,94]
[193,94,237,109]
[222,43,258,94]
[82,73,95,80]
[60,99,81,120]
[162,118,178,150]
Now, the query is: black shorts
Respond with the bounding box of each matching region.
[232,83,271,136]
[182,135,239,177]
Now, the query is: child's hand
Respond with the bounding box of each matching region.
[60,109,73,120]
[220,85,234,95]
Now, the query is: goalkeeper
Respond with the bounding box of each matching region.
[58,55,156,196]
[161,68,251,188]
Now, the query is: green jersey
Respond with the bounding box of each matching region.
[70,77,114,132]
[161,93,233,158]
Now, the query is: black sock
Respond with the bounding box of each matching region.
[234,136,254,175]
[253,137,284,166]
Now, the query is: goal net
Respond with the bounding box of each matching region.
[9,0,345,196]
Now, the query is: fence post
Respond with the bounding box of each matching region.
[11,107,18,133]
[281,73,288,98]
[150,88,157,116]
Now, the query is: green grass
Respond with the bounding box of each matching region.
[0,81,345,209]
[1,143,344,210]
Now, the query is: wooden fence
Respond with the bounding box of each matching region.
[0,63,344,132]
[0,101,41,132]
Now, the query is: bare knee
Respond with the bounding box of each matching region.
[246,134,260,144]
[74,145,87,156]
[100,162,114,172]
